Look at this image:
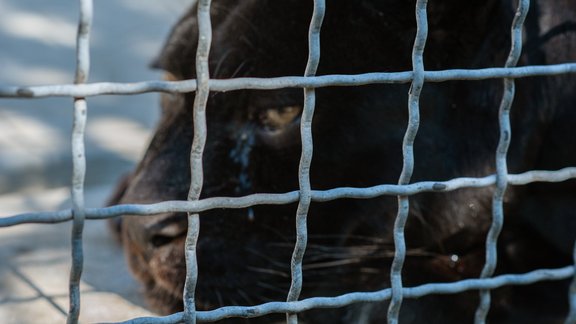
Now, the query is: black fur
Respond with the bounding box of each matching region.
[111,1,576,322]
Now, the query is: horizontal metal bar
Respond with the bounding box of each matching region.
[1,64,575,99]
[111,265,573,323]
[1,167,574,227]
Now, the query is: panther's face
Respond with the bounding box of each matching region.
[111,0,576,322]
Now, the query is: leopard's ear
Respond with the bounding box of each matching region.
[149,5,198,76]
[149,3,233,79]
[106,172,134,243]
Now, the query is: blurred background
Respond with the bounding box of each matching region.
[0,0,194,322]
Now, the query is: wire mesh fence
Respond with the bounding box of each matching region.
[1,0,576,323]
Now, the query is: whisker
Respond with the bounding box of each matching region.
[212,47,234,78]
[246,265,290,278]
[237,288,255,306]
[256,281,288,295]
[215,290,224,307]
[359,267,382,274]
[244,247,289,268]
[229,59,249,79]
[308,233,389,243]
[258,223,293,242]
[302,258,366,270]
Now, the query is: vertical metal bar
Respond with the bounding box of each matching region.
[566,242,576,324]
[67,0,92,323]
[474,1,530,323]
[183,0,212,323]
[286,1,325,323]
[386,1,428,323]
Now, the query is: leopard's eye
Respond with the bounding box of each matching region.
[256,105,302,148]
[258,105,302,132]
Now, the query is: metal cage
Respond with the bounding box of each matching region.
[1,0,576,323]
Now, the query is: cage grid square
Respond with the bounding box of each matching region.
[1,0,576,323]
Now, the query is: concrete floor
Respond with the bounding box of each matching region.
[0,0,193,322]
